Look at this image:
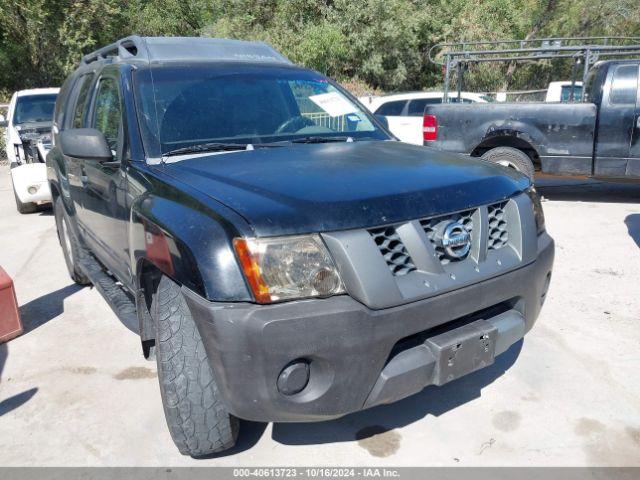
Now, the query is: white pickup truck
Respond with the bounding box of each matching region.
[2,88,59,213]
[359,91,491,144]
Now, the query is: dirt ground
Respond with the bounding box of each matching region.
[0,167,638,466]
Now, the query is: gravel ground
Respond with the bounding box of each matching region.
[0,166,638,466]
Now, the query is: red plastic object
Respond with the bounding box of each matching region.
[423,114,438,142]
[0,266,22,343]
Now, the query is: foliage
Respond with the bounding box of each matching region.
[0,0,638,95]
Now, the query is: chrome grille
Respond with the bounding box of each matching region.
[487,201,508,250]
[369,226,416,276]
[420,209,474,265]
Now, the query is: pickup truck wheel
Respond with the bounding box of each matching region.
[53,198,91,285]
[152,275,238,456]
[13,185,38,214]
[481,147,535,180]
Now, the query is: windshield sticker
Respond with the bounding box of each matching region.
[309,92,358,117]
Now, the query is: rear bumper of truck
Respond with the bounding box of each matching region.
[184,233,554,423]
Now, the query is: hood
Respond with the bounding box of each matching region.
[161,141,529,236]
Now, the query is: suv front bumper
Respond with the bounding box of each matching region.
[184,233,554,422]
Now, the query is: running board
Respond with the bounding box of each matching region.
[78,253,139,333]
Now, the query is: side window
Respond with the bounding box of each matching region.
[374,100,407,116]
[610,65,639,105]
[71,74,94,129]
[407,98,441,116]
[92,78,122,152]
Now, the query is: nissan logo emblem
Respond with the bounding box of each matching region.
[441,221,471,259]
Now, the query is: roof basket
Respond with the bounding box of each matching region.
[428,36,640,102]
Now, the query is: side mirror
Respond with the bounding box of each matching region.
[375,114,389,130]
[60,128,112,161]
[0,114,7,128]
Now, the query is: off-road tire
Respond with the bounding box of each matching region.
[481,146,535,180]
[152,275,238,456]
[53,197,91,285]
[13,185,38,214]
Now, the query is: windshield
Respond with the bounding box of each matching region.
[134,64,389,157]
[14,94,57,124]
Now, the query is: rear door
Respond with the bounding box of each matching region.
[64,72,96,216]
[404,98,442,145]
[373,100,409,142]
[594,63,639,177]
[77,68,131,283]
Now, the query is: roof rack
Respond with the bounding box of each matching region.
[428,36,640,102]
[81,36,145,65]
[81,35,292,67]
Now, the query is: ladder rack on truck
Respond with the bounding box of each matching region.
[428,36,640,102]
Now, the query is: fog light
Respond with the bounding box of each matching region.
[277,359,310,396]
[28,185,39,195]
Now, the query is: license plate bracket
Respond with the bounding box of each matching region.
[425,319,497,386]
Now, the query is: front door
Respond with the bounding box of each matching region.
[594,63,639,177]
[77,71,131,284]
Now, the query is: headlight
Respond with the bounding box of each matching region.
[525,186,545,235]
[233,235,345,303]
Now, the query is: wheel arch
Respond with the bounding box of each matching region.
[471,132,541,169]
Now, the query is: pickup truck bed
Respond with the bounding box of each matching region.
[424,60,640,180]
[426,102,597,175]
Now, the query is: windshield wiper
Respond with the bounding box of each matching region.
[290,136,354,144]
[164,142,250,157]
[164,142,287,157]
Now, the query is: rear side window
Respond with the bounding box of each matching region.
[407,98,441,116]
[71,74,95,128]
[374,100,406,116]
[92,78,122,151]
[610,65,639,105]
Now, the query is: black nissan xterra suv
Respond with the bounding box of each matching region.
[48,36,554,456]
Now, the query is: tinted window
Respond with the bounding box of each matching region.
[72,74,95,128]
[610,65,639,105]
[134,65,387,157]
[92,78,121,151]
[407,98,441,116]
[14,94,57,124]
[584,69,601,103]
[374,100,407,116]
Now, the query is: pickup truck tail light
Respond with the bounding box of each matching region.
[423,115,438,142]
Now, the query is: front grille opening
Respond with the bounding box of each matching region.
[384,299,517,366]
[420,209,475,265]
[487,201,509,250]
[369,226,417,276]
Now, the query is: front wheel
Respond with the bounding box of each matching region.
[152,275,238,456]
[481,146,535,180]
